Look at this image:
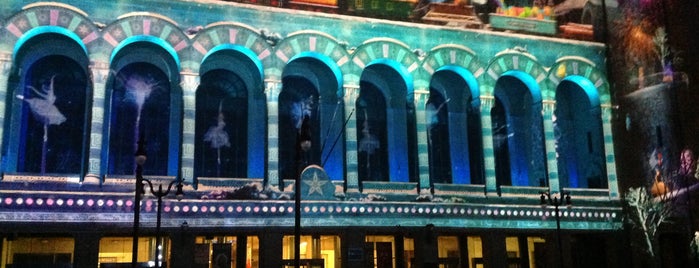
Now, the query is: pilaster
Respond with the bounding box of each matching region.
[602,105,619,198]
[343,85,360,197]
[85,61,110,183]
[0,53,12,174]
[413,89,431,195]
[542,100,560,193]
[480,96,497,195]
[180,72,199,184]
[265,80,282,187]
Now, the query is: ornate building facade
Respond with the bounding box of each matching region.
[0,0,628,267]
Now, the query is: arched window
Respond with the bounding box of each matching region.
[108,63,171,175]
[357,61,416,184]
[278,76,320,181]
[428,67,483,185]
[356,82,389,182]
[555,76,607,188]
[492,72,547,187]
[105,40,181,176]
[196,46,265,180]
[491,97,511,187]
[4,33,90,175]
[278,54,344,182]
[426,90,451,184]
[195,69,248,178]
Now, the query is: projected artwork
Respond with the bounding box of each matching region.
[108,64,171,175]
[203,101,232,174]
[356,84,388,182]
[18,75,66,174]
[279,77,320,181]
[13,54,89,175]
[426,92,451,184]
[196,70,248,178]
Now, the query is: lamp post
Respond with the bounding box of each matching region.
[295,115,312,268]
[140,177,184,268]
[540,191,571,268]
[132,138,147,268]
[132,137,184,268]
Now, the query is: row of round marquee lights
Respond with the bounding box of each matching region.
[1,196,617,220]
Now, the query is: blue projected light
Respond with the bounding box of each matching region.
[204,44,264,86]
[13,26,88,62]
[561,75,600,107]
[110,35,181,70]
[500,70,542,102]
[557,75,602,188]
[366,59,414,102]
[495,70,543,187]
[435,65,480,102]
[289,51,344,99]
[432,65,481,185]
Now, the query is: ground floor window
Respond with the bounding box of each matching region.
[466,236,483,268]
[282,235,341,268]
[363,235,416,268]
[505,236,546,268]
[194,235,259,268]
[1,236,74,268]
[98,236,168,267]
[437,236,460,267]
[402,237,414,268]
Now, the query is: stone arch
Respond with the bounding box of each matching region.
[483,50,548,98]
[201,44,264,93]
[422,44,485,81]
[190,22,273,76]
[102,12,188,69]
[273,30,351,85]
[548,56,611,106]
[350,38,420,90]
[3,2,100,55]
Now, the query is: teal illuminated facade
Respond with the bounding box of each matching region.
[0,1,628,267]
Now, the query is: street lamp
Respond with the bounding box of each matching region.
[132,137,184,268]
[140,176,184,268]
[540,191,571,268]
[132,138,147,268]
[295,115,312,268]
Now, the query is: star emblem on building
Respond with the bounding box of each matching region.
[304,171,328,197]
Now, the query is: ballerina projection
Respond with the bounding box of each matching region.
[358,110,380,173]
[203,101,231,176]
[17,75,66,174]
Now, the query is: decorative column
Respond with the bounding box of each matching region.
[542,100,561,193]
[479,95,498,195]
[343,85,360,196]
[85,61,110,183]
[0,53,12,174]
[413,89,431,195]
[265,80,282,187]
[601,105,619,198]
[180,72,199,184]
